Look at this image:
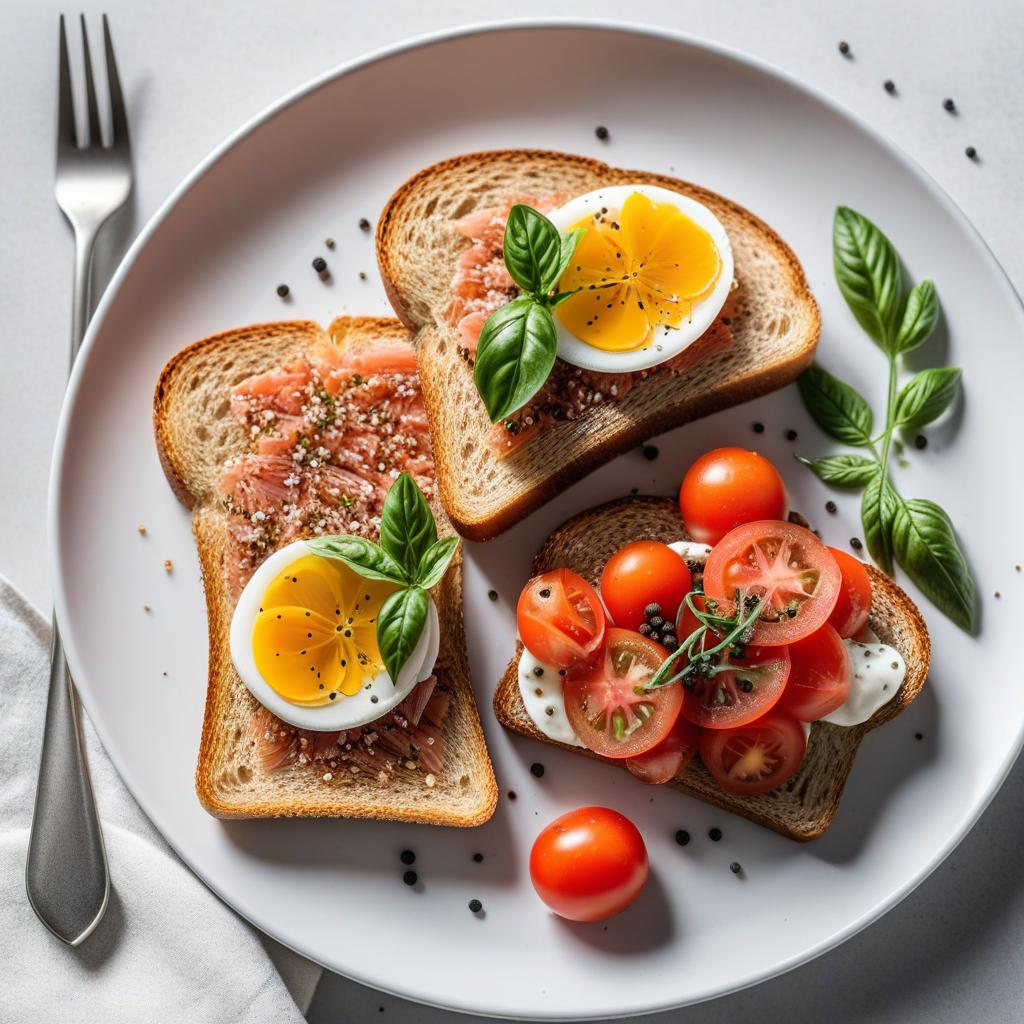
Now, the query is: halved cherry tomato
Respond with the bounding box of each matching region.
[674,599,791,728]
[702,521,841,646]
[564,629,682,759]
[698,712,807,796]
[678,447,787,545]
[530,807,648,922]
[626,714,699,784]
[827,547,873,638]
[600,541,692,630]
[776,623,851,722]
[517,569,606,670]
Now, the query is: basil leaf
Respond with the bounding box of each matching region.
[548,287,581,308]
[895,280,939,354]
[797,364,874,446]
[893,367,960,431]
[892,497,976,632]
[474,297,557,422]
[548,228,585,293]
[861,470,899,574]
[795,453,877,488]
[416,536,459,589]
[306,536,406,583]
[503,205,562,296]
[833,206,903,351]
[378,472,436,579]
[376,586,429,684]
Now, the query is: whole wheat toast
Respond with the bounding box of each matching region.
[377,150,821,541]
[493,497,931,841]
[154,317,497,825]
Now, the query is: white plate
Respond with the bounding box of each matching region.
[50,20,1024,1020]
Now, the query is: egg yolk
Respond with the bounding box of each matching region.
[251,554,397,705]
[556,191,722,352]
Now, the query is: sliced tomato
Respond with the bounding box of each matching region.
[600,541,692,630]
[776,623,851,722]
[674,600,791,728]
[626,714,699,784]
[827,547,873,638]
[564,628,682,759]
[517,569,606,670]
[698,712,807,796]
[702,520,841,646]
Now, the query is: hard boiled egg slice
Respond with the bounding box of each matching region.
[547,184,734,373]
[229,539,439,732]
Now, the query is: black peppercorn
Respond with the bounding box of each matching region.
[965,146,978,160]
[785,429,798,441]
[708,827,723,842]
[468,899,483,913]
[276,283,290,298]
[752,421,765,434]
[825,500,837,514]
[487,589,498,601]
[838,40,850,56]
[851,537,864,551]
[312,256,327,273]
[642,444,659,461]
[674,829,690,846]
[884,79,896,94]
[914,434,928,450]
[530,763,545,778]
[730,862,742,875]
[508,790,517,800]
[472,852,484,863]
[943,98,956,112]
[644,603,662,618]
[359,217,371,231]
[400,849,415,865]
[595,125,610,141]
[402,870,417,886]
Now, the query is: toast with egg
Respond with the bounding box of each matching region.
[377,150,820,541]
[492,496,931,841]
[154,317,498,824]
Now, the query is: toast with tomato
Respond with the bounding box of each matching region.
[376,150,820,541]
[492,495,931,841]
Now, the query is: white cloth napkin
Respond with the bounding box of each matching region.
[0,576,322,1023]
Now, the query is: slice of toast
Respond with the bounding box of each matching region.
[154,317,498,825]
[493,497,930,841]
[377,150,821,540]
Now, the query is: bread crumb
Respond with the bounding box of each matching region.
[322,772,333,781]
[425,774,436,788]
[137,524,146,535]
[163,559,173,573]
[143,604,151,612]
[405,760,416,770]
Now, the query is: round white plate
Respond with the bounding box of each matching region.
[50,21,1024,1020]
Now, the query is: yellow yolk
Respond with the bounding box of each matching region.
[556,191,722,352]
[251,554,397,705]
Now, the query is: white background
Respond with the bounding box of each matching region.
[3,1,1022,1021]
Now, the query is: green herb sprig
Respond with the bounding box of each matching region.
[306,473,459,682]
[473,205,583,422]
[795,206,976,632]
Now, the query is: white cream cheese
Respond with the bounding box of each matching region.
[517,648,584,747]
[824,634,907,727]
[667,540,714,563]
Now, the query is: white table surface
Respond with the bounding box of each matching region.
[4,1,1022,1020]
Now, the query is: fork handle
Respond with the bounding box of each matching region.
[26,226,109,945]
[26,619,109,945]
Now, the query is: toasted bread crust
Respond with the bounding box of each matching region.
[377,150,821,540]
[492,496,931,841]
[154,317,498,825]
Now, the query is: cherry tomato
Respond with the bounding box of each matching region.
[626,713,699,784]
[674,600,791,728]
[827,547,873,639]
[600,541,692,630]
[678,447,787,545]
[698,712,807,796]
[564,629,682,759]
[530,806,648,922]
[517,569,606,670]
[776,623,851,722]
[703,521,841,646]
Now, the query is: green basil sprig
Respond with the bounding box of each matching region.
[473,205,583,422]
[306,473,459,682]
[795,207,975,632]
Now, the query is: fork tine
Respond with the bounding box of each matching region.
[57,15,77,149]
[79,15,102,147]
[102,15,130,150]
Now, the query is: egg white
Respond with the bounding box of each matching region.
[546,184,734,373]
[229,539,439,732]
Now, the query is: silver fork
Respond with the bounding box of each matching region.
[26,14,133,947]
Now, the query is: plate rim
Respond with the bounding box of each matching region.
[47,17,1024,1019]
